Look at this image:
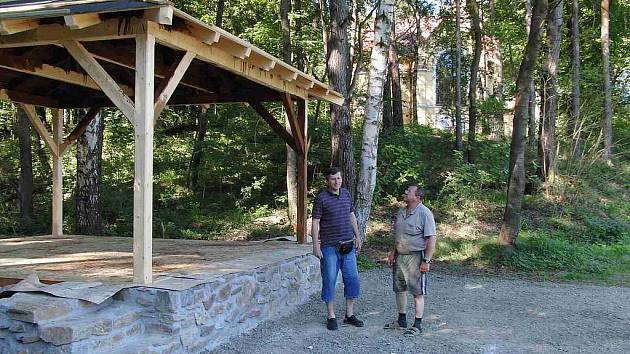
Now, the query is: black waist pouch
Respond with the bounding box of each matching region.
[337,239,354,255]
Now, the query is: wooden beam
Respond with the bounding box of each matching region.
[248,101,299,153]
[0,17,146,48]
[144,6,174,25]
[59,107,100,155]
[0,19,39,35]
[0,54,134,96]
[1,88,60,107]
[51,109,63,237]
[215,36,252,59]
[149,22,310,102]
[64,13,101,30]
[187,25,220,45]
[77,42,213,94]
[282,93,305,155]
[272,62,299,82]
[63,40,135,125]
[19,103,58,156]
[154,51,195,117]
[133,33,155,285]
[248,50,276,71]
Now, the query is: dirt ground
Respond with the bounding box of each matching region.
[214,267,630,354]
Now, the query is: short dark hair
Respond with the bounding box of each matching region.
[325,167,342,178]
[409,183,426,198]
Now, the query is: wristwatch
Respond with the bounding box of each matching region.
[422,257,432,264]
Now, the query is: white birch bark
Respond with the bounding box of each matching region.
[355,0,395,240]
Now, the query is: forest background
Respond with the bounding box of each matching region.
[0,0,628,285]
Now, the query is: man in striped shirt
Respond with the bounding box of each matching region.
[312,167,363,330]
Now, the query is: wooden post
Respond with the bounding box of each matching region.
[51,109,63,236]
[133,32,155,284]
[297,98,308,244]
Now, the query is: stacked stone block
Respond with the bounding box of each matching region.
[0,254,320,353]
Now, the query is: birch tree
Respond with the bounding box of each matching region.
[75,109,104,234]
[355,0,395,240]
[499,0,547,246]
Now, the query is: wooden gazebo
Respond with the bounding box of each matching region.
[0,0,342,284]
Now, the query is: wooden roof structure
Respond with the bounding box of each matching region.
[0,0,340,284]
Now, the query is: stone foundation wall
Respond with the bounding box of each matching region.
[0,254,320,354]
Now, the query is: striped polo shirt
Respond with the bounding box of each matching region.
[312,188,355,247]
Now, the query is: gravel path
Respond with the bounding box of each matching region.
[213,267,630,354]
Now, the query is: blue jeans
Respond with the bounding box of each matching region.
[320,245,360,302]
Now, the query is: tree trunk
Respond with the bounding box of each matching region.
[188,107,209,190]
[601,0,613,162]
[538,0,563,182]
[327,0,356,194]
[455,0,464,150]
[499,0,547,246]
[355,0,395,241]
[526,0,537,147]
[15,106,34,221]
[467,0,482,163]
[75,109,104,235]
[281,0,299,231]
[568,0,582,158]
[389,19,403,127]
[215,0,225,27]
[188,1,224,191]
[493,37,505,140]
[382,72,393,130]
[34,107,51,175]
[411,8,422,124]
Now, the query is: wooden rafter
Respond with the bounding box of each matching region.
[63,40,135,124]
[63,13,101,30]
[77,42,213,94]
[248,101,300,154]
[0,19,38,35]
[148,22,311,104]
[0,17,146,48]
[0,88,59,107]
[143,6,173,25]
[154,50,195,117]
[0,53,134,96]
